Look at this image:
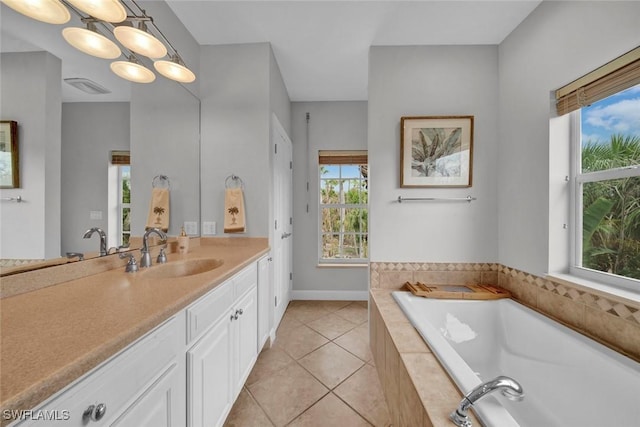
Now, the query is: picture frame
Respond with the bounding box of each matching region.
[0,121,19,189]
[400,116,474,188]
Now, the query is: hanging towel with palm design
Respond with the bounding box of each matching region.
[224,188,246,233]
[146,187,170,232]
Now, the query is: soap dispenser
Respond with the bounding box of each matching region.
[177,226,190,254]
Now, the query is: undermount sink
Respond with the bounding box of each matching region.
[142,258,224,279]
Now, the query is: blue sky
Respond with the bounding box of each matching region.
[582,84,640,145]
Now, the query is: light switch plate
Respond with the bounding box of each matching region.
[203,221,216,235]
[90,210,103,220]
[184,221,198,235]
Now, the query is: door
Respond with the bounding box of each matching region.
[187,312,233,427]
[109,362,184,427]
[271,116,293,329]
[257,255,272,349]
[234,287,258,398]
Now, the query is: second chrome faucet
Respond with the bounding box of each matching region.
[140,227,167,268]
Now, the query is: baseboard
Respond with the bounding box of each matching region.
[290,290,369,301]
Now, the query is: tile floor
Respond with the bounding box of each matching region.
[224,300,392,427]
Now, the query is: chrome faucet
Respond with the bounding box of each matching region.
[83,227,108,257]
[140,227,167,268]
[450,376,524,427]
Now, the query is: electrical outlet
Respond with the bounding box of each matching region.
[90,210,103,220]
[184,221,198,235]
[203,221,216,235]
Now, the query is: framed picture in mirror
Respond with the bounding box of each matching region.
[0,121,19,188]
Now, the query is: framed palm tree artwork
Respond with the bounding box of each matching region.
[400,116,474,187]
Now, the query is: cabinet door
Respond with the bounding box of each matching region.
[109,361,184,427]
[234,287,258,398]
[187,311,233,427]
[257,255,272,350]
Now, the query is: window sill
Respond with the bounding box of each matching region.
[317,263,368,269]
[546,272,640,305]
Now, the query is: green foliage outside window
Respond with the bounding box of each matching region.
[582,134,640,279]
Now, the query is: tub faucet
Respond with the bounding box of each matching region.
[450,376,524,427]
[140,227,167,268]
[83,227,107,257]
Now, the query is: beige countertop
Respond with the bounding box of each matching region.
[0,237,269,419]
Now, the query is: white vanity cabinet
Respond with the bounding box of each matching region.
[9,256,268,427]
[257,255,272,350]
[13,315,186,427]
[186,262,259,427]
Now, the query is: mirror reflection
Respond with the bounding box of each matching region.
[0,3,200,273]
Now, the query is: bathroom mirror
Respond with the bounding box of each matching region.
[0,2,200,273]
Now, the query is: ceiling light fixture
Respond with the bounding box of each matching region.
[110,56,155,83]
[62,21,121,59]
[114,21,167,59]
[154,54,196,83]
[64,77,111,94]
[4,0,196,84]
[1,0,70,24]
[64,0,126,23]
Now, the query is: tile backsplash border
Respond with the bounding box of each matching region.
[370,262,640,361]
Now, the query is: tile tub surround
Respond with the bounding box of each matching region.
[370,262,640,362]
[369,289,479,427]
[0,237,269,422]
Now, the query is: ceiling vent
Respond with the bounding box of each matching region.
[64,78,111,94]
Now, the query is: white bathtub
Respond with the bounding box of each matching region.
[392,291,640,427]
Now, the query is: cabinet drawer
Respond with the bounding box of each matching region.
[233,263,257,299]
[14,316,183,426]
[186,280,233,345]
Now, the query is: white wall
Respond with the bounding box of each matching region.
[498,1,640,276]
[130,1,201,238]
[291,101,368,294]
[200,43,291,238]
[61,102,129,254]
[368,45,499,263]
[0,51,61,259]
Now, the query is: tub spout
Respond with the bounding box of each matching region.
[450,376,524,427]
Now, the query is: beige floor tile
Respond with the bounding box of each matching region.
[224,388,274,427]
[246,346,296,386]
[248,364,328,427]
[335,303,369,325]
[306,312,359,340]
[286,304,332,324]
[334,323,373,362]
[288,393,371,427]
[313,300,354,312]
[334,365,391,427]
[277,312,304,336]
[274,324,330,359]
[298,342,365,389]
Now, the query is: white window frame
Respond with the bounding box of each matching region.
[118,165,131,247]
[318,164,368,264]
[569,111,640,291]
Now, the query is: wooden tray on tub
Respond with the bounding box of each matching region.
[403,282,511,300]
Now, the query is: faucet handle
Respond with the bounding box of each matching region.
[66,252,84,261]
[123,254,139,273]
[157,248,168,264]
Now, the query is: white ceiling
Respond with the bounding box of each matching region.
[166,1,541,101]
[1,1,541,102]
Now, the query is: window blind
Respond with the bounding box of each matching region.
[556,46,640,116]
[110,150,130,165]
[318,150,367,165]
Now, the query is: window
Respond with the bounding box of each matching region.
[571,84,640,287]
[119,165,131,246]
[109,150,131,247]
[319,151,368,263]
